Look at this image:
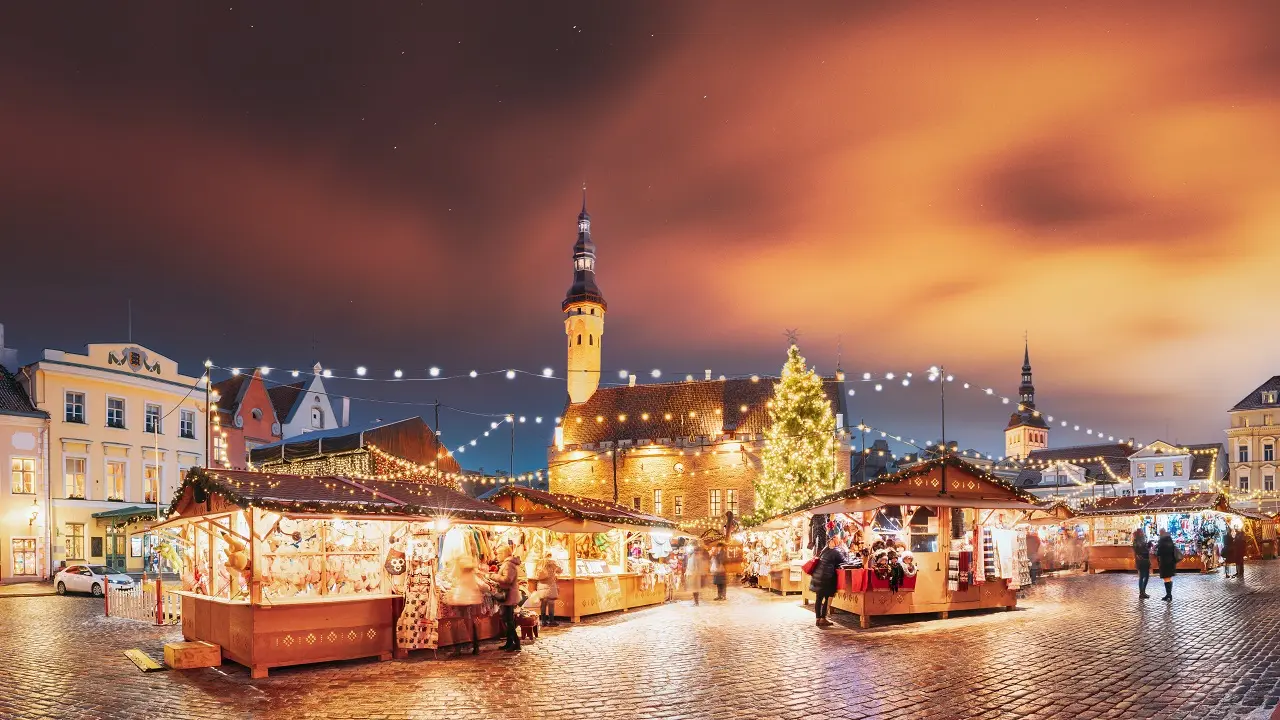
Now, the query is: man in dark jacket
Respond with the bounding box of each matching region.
[810,537,849,627]
[1155,530,1179,602]
[1132,529,1152,599]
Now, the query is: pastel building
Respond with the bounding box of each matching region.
[21,343,207,574]
[211,370,281,470]
[1,327,51,583]
[1226,376,1280,512]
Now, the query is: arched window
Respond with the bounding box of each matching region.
[311,407,325,429]
[588,335,593,346]
[577,334,582,345]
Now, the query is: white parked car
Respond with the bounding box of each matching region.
[54,564,136,597]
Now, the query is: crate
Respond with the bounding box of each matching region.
[164,641,222,669]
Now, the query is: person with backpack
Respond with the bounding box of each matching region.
[1155,529,1181,602]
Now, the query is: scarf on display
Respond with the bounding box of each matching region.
[395,535,440,651]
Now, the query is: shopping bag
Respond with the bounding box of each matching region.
[802,557,819,575]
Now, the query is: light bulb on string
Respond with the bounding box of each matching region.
[542,368,553,377]
[394,369,403,378]
[356,366,367,376]
[291,370,300,378]
[469,371,478,378]
[506,370,516,379]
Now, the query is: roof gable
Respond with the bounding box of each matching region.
[267,381,306,423]
[1231,376,1280,412]
[0,364,45,418]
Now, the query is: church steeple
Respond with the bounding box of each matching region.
[564,189,606,404]
[1019,339,1035,409]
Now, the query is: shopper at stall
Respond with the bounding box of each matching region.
[443,556,485,655]
[710,544,728,601]
[535,552,562,626]
[1132,529,1152,599]
[686,543,708,606]
[497,548,523,651]
[1156,529,1180,602]
[1026,532,1042,584]
[811,537,849,627]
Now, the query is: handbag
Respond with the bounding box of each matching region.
[802,557,820,575]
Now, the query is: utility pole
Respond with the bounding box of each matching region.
[612,447,619,504]
[860,418,868,484]
[509,416,515,485]
[433,400,441,483]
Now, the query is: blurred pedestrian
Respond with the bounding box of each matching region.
[1131,528,1152,599]
[810,537,849,627]
[1224,527,1245,580]
[1026,531,1042,584]
[535,552,562,626]
[685,543,708,606]
[497,547,522,651]
[710,544,727,600]
[1156,529,1180,602]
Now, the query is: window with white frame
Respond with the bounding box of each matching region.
[11,457,37,494]
[311,406,325,429]
[106,461,126,501]
[1239,444,1250,463]
[1239,474,1250,492]
[213,434,226,465]
[726,488,738,514]
[106,397,126,429]
[145,403,162,434]
[180,409,196,439]
[709,489,722,517]
[1266,474,1276,492]
[1263,391,1278,404]
[1266,443,1275,462]
[1172,461,1183,476]
[1154,463,1165,478]
[65,523,85,560]
[674,495,683,517]
[1137,464,1146,478]
[64,457,86,498]
[64,392,85,423]
[144,465,159,504]
[653,489,663,515]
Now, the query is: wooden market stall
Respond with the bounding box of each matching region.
[743,514,809,595]
[767,457,1041,628]
[1076,493,1236,573]
[153,467,518,678]
[487,486,679,622]
[1018,502,1088,572]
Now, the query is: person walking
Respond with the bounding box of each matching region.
[685,544,708,606]
[497,549,523,651]
[535,552,562,626]
[1155,529,1180,602]
[811,537,849,626]
[710,544,728,600]
[1224,527,1245,580]
[443,556,485,655]
[1026,531,1042,584]
[1131,528,1152,599]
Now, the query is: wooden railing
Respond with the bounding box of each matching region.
[104,579,181,625]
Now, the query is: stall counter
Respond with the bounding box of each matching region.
[1087,545,1209,573]
[532,573,666,623]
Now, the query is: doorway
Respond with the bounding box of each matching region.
[11,538,37,577]
[105,526,127,573]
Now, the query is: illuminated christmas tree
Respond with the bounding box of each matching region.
[755,345,843,519]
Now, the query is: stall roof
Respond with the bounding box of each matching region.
[163,467,517,524]
[91,505,158,525]
[759,455,1041,525]
[1074,492,1227,517]
[487,486,679,532]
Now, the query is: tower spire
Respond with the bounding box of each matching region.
[581,182,587,214]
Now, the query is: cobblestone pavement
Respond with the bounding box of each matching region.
[2,562,1278,720]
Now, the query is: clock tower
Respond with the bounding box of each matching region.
[1004,340,1050,459]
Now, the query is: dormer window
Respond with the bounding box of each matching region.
[1263,391,1278,404]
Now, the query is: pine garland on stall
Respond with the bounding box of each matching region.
[754,345,843,521]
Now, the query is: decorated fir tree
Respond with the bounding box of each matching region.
[755,345,843,519]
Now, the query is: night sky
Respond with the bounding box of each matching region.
[2,2,1278,472]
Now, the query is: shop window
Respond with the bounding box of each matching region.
[11,539,37,576]
[653,489,663,515]
[64,391,85,424]
[1137,490,1147,496]
[674,495,683,517]
[709,489,722,517]
[65,523,85,560]
[1266,475,1276,492]
[908,506,938,553]
[11,457,37,494]
[64,457,86,499]
[1154,488,1165,494]
[1122,490,1132,496]
[1172,461,1183,476]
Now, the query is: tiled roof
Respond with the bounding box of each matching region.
[1015,443,1133,488]
[173,467,515,522]
[488,486,677,529]
[1231,376,1280,412]
[0,365,45,418]
[1005,409,1050,430]
[211,374,249,415]
[559,377,847,445]
[267,381,306,423]
[1075,492,1226,516]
